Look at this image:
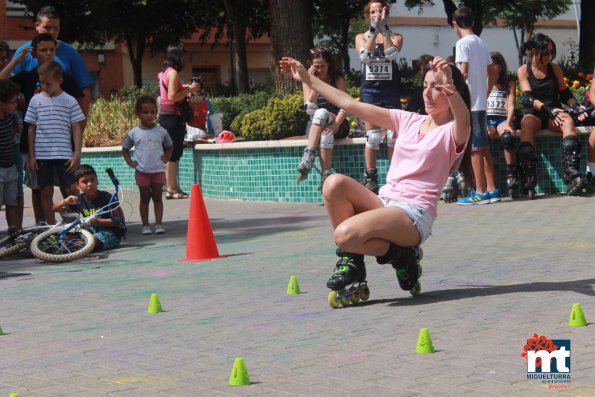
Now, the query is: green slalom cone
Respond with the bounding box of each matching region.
[147,293,163,314]
[568,303,587,327]
[0,325,4,336]
[228,357,250,386]
[9,393,21,397]
[415,328,435,354]
[286,275,301,295]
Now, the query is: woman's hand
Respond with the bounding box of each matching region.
[279,57,310,84]
[308,65,318,77]
[430,56,453,85]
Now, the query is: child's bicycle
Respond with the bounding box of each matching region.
[0,223,53,259]
[29,168,124,263]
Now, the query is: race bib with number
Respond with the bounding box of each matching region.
[365,60,392,81]
[486,90,507,116]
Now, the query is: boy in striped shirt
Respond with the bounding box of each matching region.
[25,60,84,224]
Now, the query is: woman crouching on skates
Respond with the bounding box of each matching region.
[280,56,472,307]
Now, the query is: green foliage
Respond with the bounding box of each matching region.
[118,82,159,101]
[210,89,278,131]
[235,93,309,140]
[85,96,137,147]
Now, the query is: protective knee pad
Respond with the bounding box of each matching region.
[320,133,334,149]
[517,141,536,163]
[366,128,382,150]
[386,130,396,148]
[312,108,332,126]
[501,130,515,150]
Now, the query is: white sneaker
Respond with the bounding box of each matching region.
[142,225,153,235]
[154,224,165,234]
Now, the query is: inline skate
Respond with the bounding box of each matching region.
[441,173,459,203]
[518,142,537,199]
[297,147,317,181]
[505,164,520,199]
[377,244,423,296]
[327,250,369,308]
[363,168,379,194]
[562,136,591,195]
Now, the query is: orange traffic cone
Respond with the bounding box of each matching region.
[178,184,224,262]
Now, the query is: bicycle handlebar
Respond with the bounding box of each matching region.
[105,168,120,187]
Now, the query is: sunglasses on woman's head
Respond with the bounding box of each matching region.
[310,47,329,55]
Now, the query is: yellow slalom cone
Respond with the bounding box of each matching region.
[415,328,435,354]
[9,393,21,397]
[568,303,587,327]
[286,275,301,295]
[147,293,163,314]
[228,357,250,386]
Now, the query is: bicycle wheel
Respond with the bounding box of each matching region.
[30,226,95,263]
[0,236,29,259]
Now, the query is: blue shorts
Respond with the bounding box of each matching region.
[359,90,401,109]
[471,111,489,151]
[380,198,435,244]
[486,116,507,130]
[89,227,121,251]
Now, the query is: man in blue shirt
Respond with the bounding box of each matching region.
[10,5,92,117]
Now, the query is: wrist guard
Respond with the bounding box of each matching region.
[564,103,587,122]
[365,21,380,39]
[540,103,558,119]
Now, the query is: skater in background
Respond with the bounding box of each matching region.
[486,51,519,198]
[517,33,590,197]
[280,55,471,301]
[295,47,349,189]
[451,6,499,205]
[356,0,404,193]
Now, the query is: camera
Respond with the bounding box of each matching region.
[191,76,202,84]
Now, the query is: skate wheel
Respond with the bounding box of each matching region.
[350,287,361,304]
[410,281,421,296]
[340,294,350,307]
[328,290,341,309]
[417,247,423,261]
[359,284,370,301]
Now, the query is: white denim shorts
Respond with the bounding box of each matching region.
[380,197,435,244]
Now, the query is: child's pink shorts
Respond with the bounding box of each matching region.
[135,170,166,187]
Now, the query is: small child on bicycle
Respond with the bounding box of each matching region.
[122,96,173,235]
[52,164,125,251]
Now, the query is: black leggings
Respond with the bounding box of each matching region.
[159,114,185,162]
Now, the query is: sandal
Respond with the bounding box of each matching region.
[165,190,189,199]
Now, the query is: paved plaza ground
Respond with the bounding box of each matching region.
[1,188,595,396]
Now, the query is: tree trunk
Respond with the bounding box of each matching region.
[269,0,313,95]
[126,32,146,87]
[223,0,250,94]
[579,0,595,71]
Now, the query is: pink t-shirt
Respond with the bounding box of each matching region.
[378,109,466,217]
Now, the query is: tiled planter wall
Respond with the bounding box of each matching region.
[82,132,592,202]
